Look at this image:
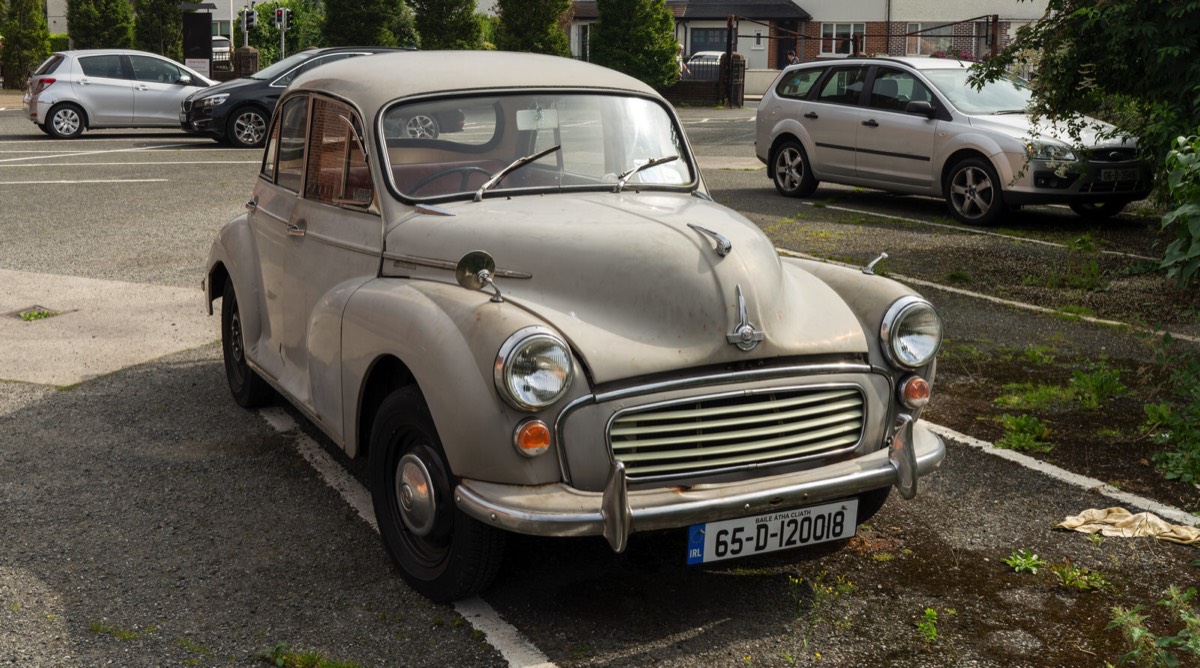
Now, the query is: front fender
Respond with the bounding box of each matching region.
[205,213,264,352]
[341,279,578,484]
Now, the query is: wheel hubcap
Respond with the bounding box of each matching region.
[396,453,437,536]
[53,110,80,136]
[229,311,245,363]
[952,167,993,218]
[775,148,802,190]
[406,115,437,138]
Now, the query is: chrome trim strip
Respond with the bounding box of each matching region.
[381,251,532,279]
[304,230,380,257]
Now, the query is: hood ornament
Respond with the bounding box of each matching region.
[726,285,764,352]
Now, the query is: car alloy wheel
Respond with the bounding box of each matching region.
[229,108,267,148]
[946,157,1006,225]
[405,114,440,139]
[47,103,85,139]
[771,139,818,198]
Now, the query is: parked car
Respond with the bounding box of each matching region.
[180,47,408,148]
[684,50,740,81]
[22,49,214,139]
[205,51,945,602]
[756,56,1153,224]
[212,36,233,72]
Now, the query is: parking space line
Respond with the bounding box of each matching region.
[0,143,199,163]
[258,407,559,668]
[0,178,169,185]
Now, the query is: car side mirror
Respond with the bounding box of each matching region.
[178,74,193,85]
[906,100,936,119]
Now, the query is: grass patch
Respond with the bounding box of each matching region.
[256,643,362,668]
[995,382,1074,411]
[995,414,1052,453]
[18,307,58,321]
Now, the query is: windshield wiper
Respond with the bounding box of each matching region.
[993,110,1028,115]
[614,155,679,193]
[474,145,561,202]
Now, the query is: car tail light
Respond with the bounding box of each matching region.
[32,78,56,95]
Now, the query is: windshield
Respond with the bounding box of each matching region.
[922,68,1032,115]
[251,50,317,81]
[381,92,694,202]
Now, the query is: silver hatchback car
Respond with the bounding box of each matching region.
[756,56,1152,224]
[23,49,214,139]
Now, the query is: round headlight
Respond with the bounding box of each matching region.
[881,297,942,369]
[495,328,574,411]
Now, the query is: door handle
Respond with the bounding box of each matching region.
[245,199,257,210]
[862,119,879,128]
[136,84,150,91]
[286,222,306,237]
[803,112,818,119]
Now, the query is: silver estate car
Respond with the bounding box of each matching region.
[756,56,1152,225]
[23,49,213,139]
[206,51,945,602]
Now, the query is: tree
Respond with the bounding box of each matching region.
[409,0,482,50]
[495,0,570,57]
[590,0,676,91]
[974,0,1200,285]
[134,0,182,59]
[68,0,134,49]
[248,1,326,66]
[1,0,51,89]
[324,0,416,48]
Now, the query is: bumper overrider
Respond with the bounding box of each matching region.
[455,414,943,552]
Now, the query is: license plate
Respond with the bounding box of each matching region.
[686,499,857,565]
[1100,168,1137,182]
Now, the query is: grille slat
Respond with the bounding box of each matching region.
[608,386,866,479]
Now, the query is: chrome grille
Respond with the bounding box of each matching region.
[609,387,864,479]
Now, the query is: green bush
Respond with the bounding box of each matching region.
[1161,131,1200,287]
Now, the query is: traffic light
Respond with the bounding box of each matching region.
[242,7,256,29]
[274,7,290,30]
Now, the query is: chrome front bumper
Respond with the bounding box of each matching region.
[455,416,944,552]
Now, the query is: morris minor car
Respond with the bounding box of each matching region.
[205,51,945,602]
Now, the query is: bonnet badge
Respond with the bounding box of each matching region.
[726,285,764,352]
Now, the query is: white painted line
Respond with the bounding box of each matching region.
[257,406,558,668]
[0,161,260,168]
[0,143,198,163]
[777,248,1200,345]
[926,422,1200,527]
[803,200,1158,263]
[0,178,169,185]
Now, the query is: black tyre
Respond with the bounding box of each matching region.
[855,487,891,525]
[369,387,505,602]
[46,103,85,139]
[227,107,268,148]
[944,157,1007,225]
[1069,199,1129,220]
[220,277,274,407]
[771,139,818,198]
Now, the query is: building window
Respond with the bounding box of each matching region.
[906,23,955,56]
[753,30,764,50]
[690,28,727,55]
[820,22,865,56]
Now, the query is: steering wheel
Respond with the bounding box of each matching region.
[409,166,494,194]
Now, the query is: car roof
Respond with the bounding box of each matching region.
[289,51,660,114]
[786,55,970,71]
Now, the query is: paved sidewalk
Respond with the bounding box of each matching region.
[0,269,218,386]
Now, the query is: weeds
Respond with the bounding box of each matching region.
[995,414,1052,453]
[1003,548,1048,575]
[18,307,57,321]
[1052,561,1111,591]
[995,383,1074,410]
[1071,364,1127,409]
[916,608,939,644]
[1108,586,1200,666]
[1023,345,1057,365]
[1143,333,1200,483]
[257,643,362,668]
[88,621,156,641]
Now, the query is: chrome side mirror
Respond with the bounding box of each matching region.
[455,251,504,303]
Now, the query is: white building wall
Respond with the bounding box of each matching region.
[798,0,886,22]
[888,0,1047,20]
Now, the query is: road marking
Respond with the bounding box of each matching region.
[927,422,1200,527]
[0,143,199,163]
[0,178,169,185]
[0,161,260,168]
[258,407,559,668]
[777,248,1200,344]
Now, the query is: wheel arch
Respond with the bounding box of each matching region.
[938,148,995,197]
[767,129,806,179]
[354,354,418,462]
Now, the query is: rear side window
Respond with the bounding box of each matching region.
[304,97,374,208]
[79,55,127,79]
[34,54,64,76]
[775,68,823,99]
[816,66,868,106]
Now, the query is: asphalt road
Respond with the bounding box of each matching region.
[1,100,1194,667]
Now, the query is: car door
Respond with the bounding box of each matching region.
[277,95,382,434]
[853,67,940,189]
[128,54,204,126]
[807,65,871,178]
[244,94,310,386]
[73,54,134,125]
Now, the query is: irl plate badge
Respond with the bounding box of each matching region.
[726,285,765,352]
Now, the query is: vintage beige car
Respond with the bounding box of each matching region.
[205,51,945,602]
